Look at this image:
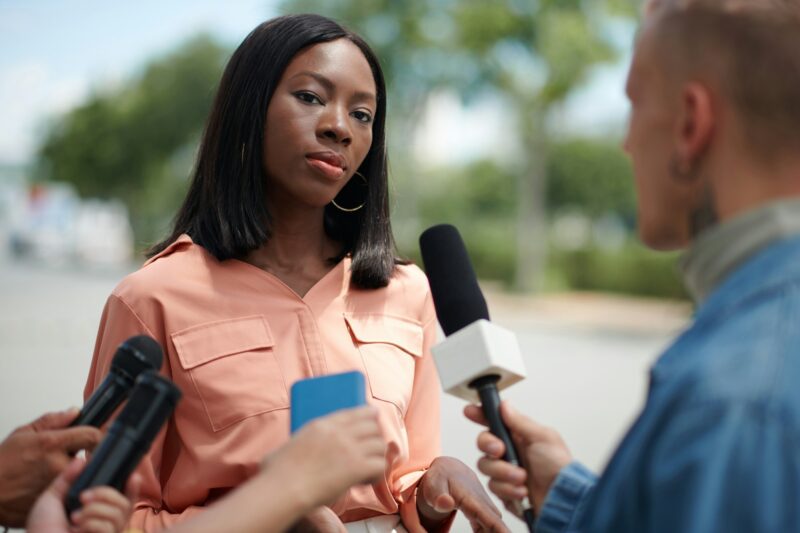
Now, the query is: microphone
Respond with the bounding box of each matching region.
[70,335,163,428]
[420,224,535,531]
[65,370,182,515]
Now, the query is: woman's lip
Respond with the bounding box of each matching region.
[306,156,345,179]
[306,151,347,170]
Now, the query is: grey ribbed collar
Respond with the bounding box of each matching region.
[679,198,800,304]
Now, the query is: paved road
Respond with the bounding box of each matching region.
[0,258,686,532]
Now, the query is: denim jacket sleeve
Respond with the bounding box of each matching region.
[537,399,800,533]
[536,462,597,533]
[641,399,800,533]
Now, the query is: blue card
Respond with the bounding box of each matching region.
[290,371,367,433]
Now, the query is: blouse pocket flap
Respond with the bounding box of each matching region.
[172,315,275,370]
[344,313,423,358]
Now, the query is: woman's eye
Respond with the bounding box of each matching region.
[295,91,322,105]
[352,110,373,124]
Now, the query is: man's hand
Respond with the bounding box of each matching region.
[464,402,572,517]
[0,408,102,527]
[417,456,508,532]
[26,456,140,533]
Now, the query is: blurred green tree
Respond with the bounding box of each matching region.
[279,0,640,291]
[415,139,639,286]
[416,159,517,282]
[35,34,229,247]
[547,139,636,222]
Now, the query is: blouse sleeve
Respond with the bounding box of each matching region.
[393,288,450,532]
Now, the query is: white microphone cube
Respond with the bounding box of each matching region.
[432,319,527,403]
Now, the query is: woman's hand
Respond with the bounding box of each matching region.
[26,456,140,533]
[417,456,508,532]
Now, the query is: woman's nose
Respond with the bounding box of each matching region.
[318,105,352,146]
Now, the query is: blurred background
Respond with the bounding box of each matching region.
[1,1,692,531]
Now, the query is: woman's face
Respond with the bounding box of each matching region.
[262,38,377,210]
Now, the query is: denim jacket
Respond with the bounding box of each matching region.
[537,234,800,532]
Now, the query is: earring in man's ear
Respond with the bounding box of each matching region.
[669,155,695,182]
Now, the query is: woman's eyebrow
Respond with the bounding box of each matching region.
[290,70,376,104]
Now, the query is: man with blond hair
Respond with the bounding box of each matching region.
[467,1,800,531]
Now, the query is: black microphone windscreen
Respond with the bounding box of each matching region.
[111,335,163,381]
[419,224,490,335]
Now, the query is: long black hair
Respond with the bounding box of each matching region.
[149,14,398,289]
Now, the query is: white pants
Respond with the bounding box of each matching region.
[345,515,408,533]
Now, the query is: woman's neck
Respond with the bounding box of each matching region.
[244,203,341,296]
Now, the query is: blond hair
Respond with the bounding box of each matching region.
[646,0,800,157]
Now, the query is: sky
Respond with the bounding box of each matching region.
[0,0,632,168]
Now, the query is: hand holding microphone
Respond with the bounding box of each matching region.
[0,409,101,527]
[65,369,181,516]
[3,334,165,530]
[27,342,173,533]
[465,402,572,521]
[420,224,537,532]
[26,455,140,533]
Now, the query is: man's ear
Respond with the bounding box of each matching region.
[674,82,715,172]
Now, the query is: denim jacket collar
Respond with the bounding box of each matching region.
[679,198,800,305]
[653,231,800,383]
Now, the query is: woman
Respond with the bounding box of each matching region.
[84,14,502,532]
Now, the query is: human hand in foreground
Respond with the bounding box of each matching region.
[0,408,102,527]
[26,456,141,533]
[464,401,572,518]
[262,406,386,531]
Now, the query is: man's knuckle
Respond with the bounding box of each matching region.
[38,432,59,450]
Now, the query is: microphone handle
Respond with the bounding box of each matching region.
[65,372,181,517]
[64,427,141,515]
[69,373,132,428]
[471,375,537,533]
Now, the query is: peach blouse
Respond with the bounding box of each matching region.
[84,235,442,531]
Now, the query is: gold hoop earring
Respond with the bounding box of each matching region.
[331,171,368,213]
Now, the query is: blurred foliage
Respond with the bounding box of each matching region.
[411,160,518,282]
[418,159,517,222]
[550,245,687,299]
[409,139,686,299]
[547,139,637,222]
[34,34,229,246]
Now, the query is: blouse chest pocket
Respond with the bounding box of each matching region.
[171,315,289,432]
[344,313,424,415]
